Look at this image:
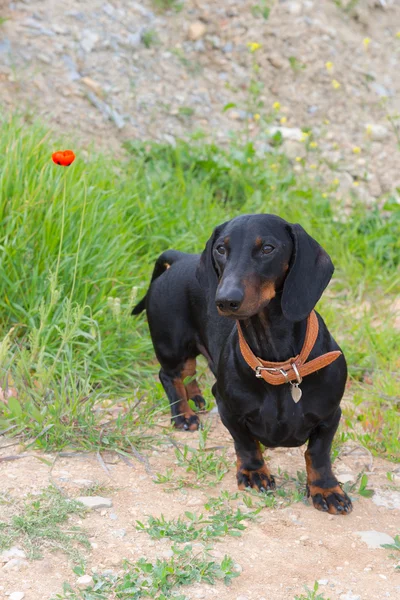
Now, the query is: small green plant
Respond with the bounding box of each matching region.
[78,481,115,497]
[141,29,160,49]
[173,424,230,484]
[332,0,360,13]
[178,106,195,119]
[0,487,90,563]
[381,534,400,569]
[295,581,329,600]
[343,472,374,498]
[251,1,271,19]
[151,0,183,13]
[54,545,239,599]
[289,56,307,73]
[171,48,202,76]
[137,499,256,542]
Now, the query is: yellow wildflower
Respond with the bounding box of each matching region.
[295,156,302,162]
[353,181,360,187]
[325,61,333,72]
[300,131,310,142]
[247,42,262,53]
[271,163,278,171]
[365,124,373,136]
[333,178,339,186]
[363,37,371,50]
[280,116,287,124]
[310,164,317,170]
[247,158,252,164]
[324,119,330,125]
[273,101,281,110]
[310,141,318,149]
[396,32,400,39]
[322,193,327,198]
[352,146,361,154]
[332,79,341,89]
[254,113,261,121]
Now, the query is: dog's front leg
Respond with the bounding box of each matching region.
[217,404,275,492]
[305,408,352,515]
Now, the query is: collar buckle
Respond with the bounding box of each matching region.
[255,366,289,382]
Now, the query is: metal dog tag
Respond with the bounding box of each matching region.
[290,383,302,403]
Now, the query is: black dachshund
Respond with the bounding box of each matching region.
[133,214,352,515]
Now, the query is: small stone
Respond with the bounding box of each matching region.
[338,473,355,484]
[355,530,395,549]
[188,22,206,41]
[37,53,51,64]
[81,29,100,53]
[236,596,249,600]
[80,77,104,97]
[318,579,329,585]
[77,574,93,589]
[76,496,113,509]
[268,54,285,69]
[2,559,29,571]
[285,2,302,15]
[0,547,26,563]
[372,490,400,510]
[340,594,361,600]
[268,126,303,141]
[112,529,126,538]
[10,594,25,600]
[73,479,94,487]
[365,124,389,141]
[187,497,202,506]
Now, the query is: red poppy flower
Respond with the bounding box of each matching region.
[52,150,76,166]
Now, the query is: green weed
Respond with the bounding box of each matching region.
[381,534,400,570]
[173,425,230,485]
[0,486,90,563]
[137,497,256,542]
[54,544,239,599]
[151,0,183,12]
[295,581,330,600]
[141,29,160,49]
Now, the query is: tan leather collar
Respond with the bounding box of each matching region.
[237,310,341,386]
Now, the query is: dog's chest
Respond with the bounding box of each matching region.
[244,388,318,447]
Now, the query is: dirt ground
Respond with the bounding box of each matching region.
[1,415,399,600]
[0,0,400,201]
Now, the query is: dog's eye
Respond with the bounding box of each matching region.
[262,244,274,255]
[216,245,226,256]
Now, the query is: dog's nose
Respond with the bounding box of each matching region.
[215,289,244,313]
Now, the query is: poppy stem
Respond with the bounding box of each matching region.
[70,176,87,302]
[55,171,67,286]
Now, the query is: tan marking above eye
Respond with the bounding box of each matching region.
[255,236,263,248]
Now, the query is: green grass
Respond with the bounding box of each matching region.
[0,486,90,563]
[54,545,239,599]
[0,114,399,461]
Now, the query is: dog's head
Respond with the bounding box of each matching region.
[196,214,334,322]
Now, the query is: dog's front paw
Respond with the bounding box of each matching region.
[308,484,352,515]
[237,465,276,493]
[173,413,201,431]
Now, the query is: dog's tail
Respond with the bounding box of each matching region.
[132,250,184,315]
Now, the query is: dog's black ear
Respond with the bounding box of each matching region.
[196,221,229,296]
[281,223,334,322]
